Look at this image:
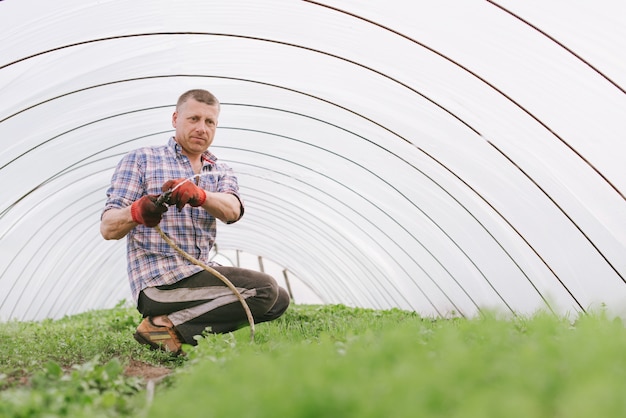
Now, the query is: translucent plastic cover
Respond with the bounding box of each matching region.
[1,0,625,321]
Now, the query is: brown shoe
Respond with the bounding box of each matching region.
[134,317,184,355]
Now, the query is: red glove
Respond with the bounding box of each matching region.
[130,195,168,227]
[162,178,207,211]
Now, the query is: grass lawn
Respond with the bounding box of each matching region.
[1,303,626,417]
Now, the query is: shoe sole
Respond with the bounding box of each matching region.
[134,332,182,356]
[134,331,160,350]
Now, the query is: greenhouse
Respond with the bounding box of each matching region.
[1,0,625,323]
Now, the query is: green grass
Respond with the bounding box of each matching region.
[2,304,626,417]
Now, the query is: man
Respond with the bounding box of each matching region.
[100,89,290,354]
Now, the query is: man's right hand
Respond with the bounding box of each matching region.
[130,195,168,227]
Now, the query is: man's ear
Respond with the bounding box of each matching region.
[171,111,178,128]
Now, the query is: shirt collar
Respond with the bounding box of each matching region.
[168,137,217,165]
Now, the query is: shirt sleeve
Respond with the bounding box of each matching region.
[216,162,245,223]
[102,150,146,216]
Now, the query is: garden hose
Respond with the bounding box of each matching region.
[154,224,255,342]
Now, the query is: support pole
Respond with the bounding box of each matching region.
[257,255,265,273]
[283,269,294,302]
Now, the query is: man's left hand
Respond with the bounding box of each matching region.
[162,178,207,211]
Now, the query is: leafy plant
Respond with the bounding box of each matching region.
[0,305,182,391]
[0,357,144,417]
[150,307,626,418]
[3,304,626,417]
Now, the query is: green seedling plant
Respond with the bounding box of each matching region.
[3,304,626,417]
[1,357,144,417]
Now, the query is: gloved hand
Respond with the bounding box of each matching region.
[162,178,207,211]
[130,194,168,227]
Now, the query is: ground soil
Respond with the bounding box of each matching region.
[1,359,172,391]
[124,359,172,381]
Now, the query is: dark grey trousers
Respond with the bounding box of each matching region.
[137,266,290,344]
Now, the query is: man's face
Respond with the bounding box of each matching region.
[172,98,220,157]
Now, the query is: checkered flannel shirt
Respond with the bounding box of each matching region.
[102,137,244,302]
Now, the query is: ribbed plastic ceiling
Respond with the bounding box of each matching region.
[1,0,625,322]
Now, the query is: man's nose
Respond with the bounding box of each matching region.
[195,122,206,133]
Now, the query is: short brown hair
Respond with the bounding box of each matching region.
[176,89,220,110]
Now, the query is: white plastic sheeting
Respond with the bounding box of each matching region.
[1,0,625,321]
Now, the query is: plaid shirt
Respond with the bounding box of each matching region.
[103,137,243,302]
